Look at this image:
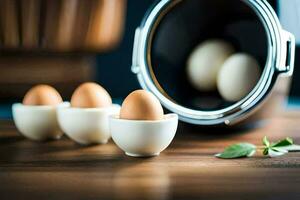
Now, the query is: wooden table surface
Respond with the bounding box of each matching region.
[1,112,300,200]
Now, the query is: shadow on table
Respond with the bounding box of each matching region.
[176,119,268,140]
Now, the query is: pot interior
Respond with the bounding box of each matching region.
[149,0,269,111]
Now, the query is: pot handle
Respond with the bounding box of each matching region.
[131,28,142,74]
[278,30,295,76]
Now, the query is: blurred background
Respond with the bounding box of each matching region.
[0,0,299,119]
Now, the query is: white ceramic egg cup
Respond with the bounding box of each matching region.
[12,102,69,141]
[57,104,120,145]
[110,114,178,157]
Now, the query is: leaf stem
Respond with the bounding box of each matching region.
[256,146,265,150]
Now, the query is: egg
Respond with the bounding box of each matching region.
[217,53,261,102]
[71,82,112,108]
[23,84,63,106]
[120,90,164,121]
[187,40,235,91]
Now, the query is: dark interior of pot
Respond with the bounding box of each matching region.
[149,0,269,111]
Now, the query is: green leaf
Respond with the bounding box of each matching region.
[268,148,288,158]
[271,147,288,154]
[275,144,300,152]
[215,143,256,159]
[263,136,270,147]
[264,137,294,157]
[271,137,293,148]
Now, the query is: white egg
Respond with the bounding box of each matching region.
[217,53,261,102]
[187,40,235,91]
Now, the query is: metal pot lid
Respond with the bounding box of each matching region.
[131,0,295,126]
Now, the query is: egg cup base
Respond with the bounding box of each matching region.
[78,139,109,146]
[99,139,109,145]
[125,152,160,158]
[52,134,63,140]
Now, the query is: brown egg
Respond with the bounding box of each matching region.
[71,82,112,108]
[23,85,63,106]
[120,90,164,121]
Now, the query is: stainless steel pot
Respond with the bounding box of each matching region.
[131,0,295,126]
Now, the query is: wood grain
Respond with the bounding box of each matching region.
[85,0,126,51]
[1,112,300,200]
[0,55,95,100]
[0,0,20,48]
[21,0,41,48]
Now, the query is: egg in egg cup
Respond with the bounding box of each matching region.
[57,82,120,145]
[110,90,178,157]
[12,85,68,141]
